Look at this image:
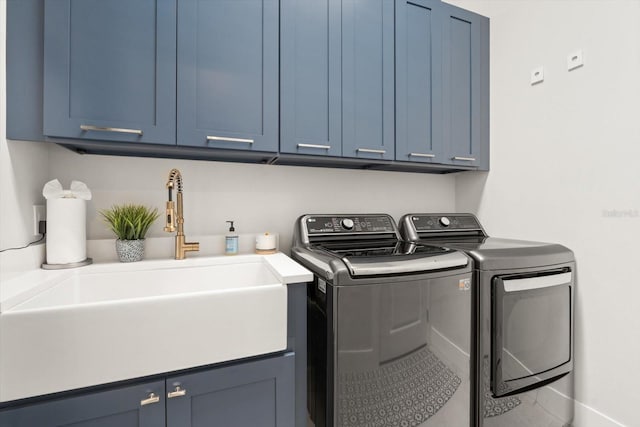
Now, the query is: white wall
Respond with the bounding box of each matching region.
[449,1,640,426]
[47,144,456,254]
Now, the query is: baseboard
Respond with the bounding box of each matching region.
[430,326,469,378]
[574,400,626,427]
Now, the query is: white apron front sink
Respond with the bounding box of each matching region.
[0,254,301,402]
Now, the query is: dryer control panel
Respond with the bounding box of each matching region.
[410,214,482,232]
[399,213,487,241]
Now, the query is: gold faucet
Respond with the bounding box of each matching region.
[164,169,200,260]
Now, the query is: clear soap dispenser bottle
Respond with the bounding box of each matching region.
[225,221,239,255]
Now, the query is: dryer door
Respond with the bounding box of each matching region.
[491,268,573,397]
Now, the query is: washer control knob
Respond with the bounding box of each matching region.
[341,218,355,230]
[439,217,451,227]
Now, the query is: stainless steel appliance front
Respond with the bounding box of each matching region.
[399,213,576,427]
[491,268,573,398]
[293,214,473,427]
[309,271,473,427]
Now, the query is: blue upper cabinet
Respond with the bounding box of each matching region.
[43,0,176,145]
[441,3,490,170]
[341,0,395,160]
[16,0,488,170]
[280,0,342,157]
[178,0,278,153]
[395,0,443,164]
[281,0,394,160]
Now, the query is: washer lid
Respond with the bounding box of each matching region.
[316,241,469,276]
[341,250,469,276]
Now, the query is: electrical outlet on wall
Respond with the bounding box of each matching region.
[530,66,544,85]
[567,49,584,71]
[33,205,45,235]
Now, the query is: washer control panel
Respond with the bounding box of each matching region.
[306,215,396,235]
[410,214,482,232]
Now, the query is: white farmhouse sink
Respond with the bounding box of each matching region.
[14,261,282,308]
[0,254,310,402]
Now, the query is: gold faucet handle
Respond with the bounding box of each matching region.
[164,201,176,233]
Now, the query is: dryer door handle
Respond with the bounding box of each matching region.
[502,272,572,292]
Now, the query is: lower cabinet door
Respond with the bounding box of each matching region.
[0,381,165,427]
[166,353,295,427]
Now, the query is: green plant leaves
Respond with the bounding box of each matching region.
[99,204,160,240]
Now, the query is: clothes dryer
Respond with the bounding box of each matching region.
[400,213,575,427]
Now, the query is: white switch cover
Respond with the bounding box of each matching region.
[531,66,544,85]
[567,49,584,71]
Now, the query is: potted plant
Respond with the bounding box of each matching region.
[100,204,160,262]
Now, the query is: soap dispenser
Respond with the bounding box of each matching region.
[225,221,239,255]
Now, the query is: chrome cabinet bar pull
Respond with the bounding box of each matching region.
[357,148,386,154]
[167,386,187,398]
[409,153,435,158]
[297,143,331,150]
[206,136,254,144]
[80,125,143,136]
[140,393,160,406]
[452,156,476,161]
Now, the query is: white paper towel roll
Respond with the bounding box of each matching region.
[46,198,87,264]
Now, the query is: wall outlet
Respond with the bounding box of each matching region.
[567,49,584,71]
[33,205,45,235]
[531,66,544,85]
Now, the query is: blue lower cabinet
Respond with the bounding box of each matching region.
[0,381,165,427]
[167,353,295,427]
[0,354,295,427]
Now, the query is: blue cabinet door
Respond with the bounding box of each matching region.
[166,353,295,427]
[342,0,395,160]
[395,0,444,164]
[43,0,176,145]
[280,0,342,157]
[0,381,165,427]
[178,0,278,153]
[441,3,490,170]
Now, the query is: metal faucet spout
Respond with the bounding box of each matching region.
[165,169,199,260]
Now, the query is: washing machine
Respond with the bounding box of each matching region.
[292,214,475,427]
[399,213,575,427]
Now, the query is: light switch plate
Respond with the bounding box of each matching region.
[531,66,544,85]
[567,49,584,71]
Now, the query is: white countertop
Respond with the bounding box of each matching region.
[0,252,312,313]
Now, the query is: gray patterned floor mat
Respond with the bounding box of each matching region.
[337,346,461,427]
[483,358,521,418]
